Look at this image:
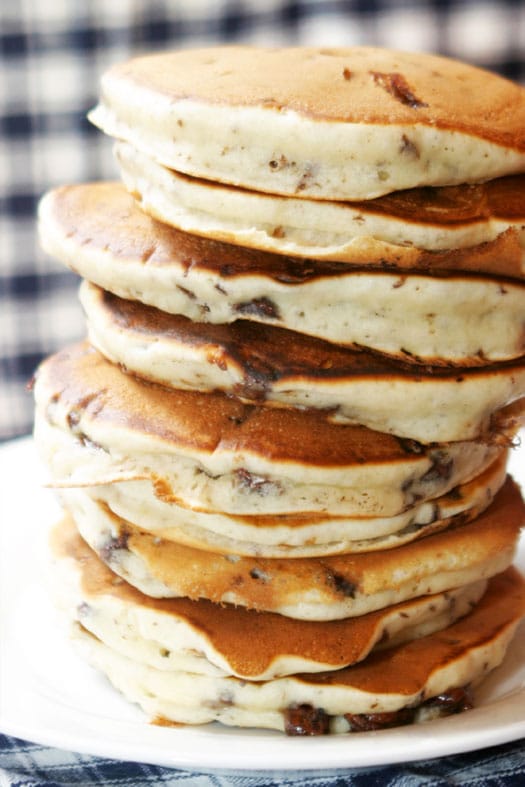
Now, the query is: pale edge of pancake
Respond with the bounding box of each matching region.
[77,451,507,558]
[114,142,524,254]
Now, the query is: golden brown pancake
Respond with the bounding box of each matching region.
[34,342,513,517]
[61,477,524,620]
[38,182,525,365]
[88,47,525,200]
[32,42,525,741]
[50,515,488,680]
[81,281,525,443]
[40,180,525,275]
[71,567,525,732]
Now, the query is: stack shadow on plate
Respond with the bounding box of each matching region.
[34,46,525,735]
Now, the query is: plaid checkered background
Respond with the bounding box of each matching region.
[1,0,524,443]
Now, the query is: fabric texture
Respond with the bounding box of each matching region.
[1,0,525,441]
[0,733,525,786]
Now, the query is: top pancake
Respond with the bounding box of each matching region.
[89,46,525,200]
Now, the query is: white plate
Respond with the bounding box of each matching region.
[0,435,524,773]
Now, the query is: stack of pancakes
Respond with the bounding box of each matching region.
[34,46,525,735]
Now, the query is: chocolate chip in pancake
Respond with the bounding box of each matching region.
[38,182,525,364]
[71,567,525,732]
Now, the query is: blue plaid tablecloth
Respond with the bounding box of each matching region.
[1,733,525,786]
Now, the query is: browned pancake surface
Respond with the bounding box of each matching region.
[51,516,488,677]
[39,341,454,468]
[94,286,525,391]
[108,47,525,149]
[95,478,524,610]
[302,566,525,693]
[44,182,525,278]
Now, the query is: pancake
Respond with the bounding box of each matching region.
[61,478,524,620]
[50,515,488,680]
[40,180,525,276]
[88,46,525,200]
[78,454,507,558]
[38,183,525,365]
[71,568,525,732]
[115,141,525,261]
[34,343,512,517]
[81,281,525,443]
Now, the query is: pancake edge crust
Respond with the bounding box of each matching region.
[39,180,525,275]
[34,343,514,517]
[38,183,525,365]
